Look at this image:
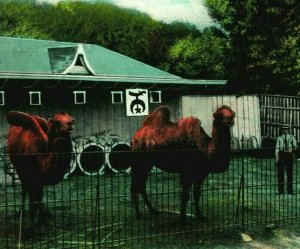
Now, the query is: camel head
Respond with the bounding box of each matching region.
[213,105,235,127]
[48,112,75,134]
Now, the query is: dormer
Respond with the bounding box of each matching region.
[48,44,96,75]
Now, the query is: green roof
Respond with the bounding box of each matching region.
[0,36,226,85]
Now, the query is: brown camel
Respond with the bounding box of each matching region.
[130,105,235,222]
[7,111,75,236]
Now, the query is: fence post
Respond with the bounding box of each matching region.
[234,135,246,232]
[241,134,245,233]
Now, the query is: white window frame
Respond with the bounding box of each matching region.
[149,90,162,103]
[29,91,41,105]
[111,91,123,104]
[73,91,86,104]
[0,91,4,106]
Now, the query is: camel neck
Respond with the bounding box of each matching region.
[208,120,232,174]
[211,120,231,149]
[45,131,73,185]
[47,130,72,152]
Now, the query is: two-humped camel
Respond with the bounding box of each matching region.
[131,105,235,222]
[7,111,75,236]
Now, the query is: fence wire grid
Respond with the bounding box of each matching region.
[0,136,300,249]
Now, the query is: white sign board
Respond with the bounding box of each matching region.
[126,89,149,116]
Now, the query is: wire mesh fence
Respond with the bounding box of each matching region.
[0,136,300,249]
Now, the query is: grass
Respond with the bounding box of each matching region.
[1,154,300,248]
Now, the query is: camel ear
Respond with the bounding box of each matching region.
[213,112,219,118]
[48,118,60,130]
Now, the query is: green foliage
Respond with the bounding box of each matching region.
[205,0,300,94]
[166,28,229,79]
[0,1,50,39]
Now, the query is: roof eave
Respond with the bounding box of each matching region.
[0,72,227,85]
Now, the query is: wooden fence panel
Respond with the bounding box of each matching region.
[259,94,300,141]
[181,95,261,148]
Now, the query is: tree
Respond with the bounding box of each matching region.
[0,1,49,39]
[205,0,300,94]
[165,27,229,79]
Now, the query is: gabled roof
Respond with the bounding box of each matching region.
[0,36,226,85]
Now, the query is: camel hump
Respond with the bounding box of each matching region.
[7,111,34,128]
[178,116,201,127]
[33,115,48,133]
[7,111,47,134]
[143,105,171,126]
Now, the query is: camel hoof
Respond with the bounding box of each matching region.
[196,215,207,222]
[38,210,52,226]
[24,227,35,240]
[38,217,49,227]
[135,212,142,220]
[149,208,160,216]
[44,209,53,218]
[179,216,187,225]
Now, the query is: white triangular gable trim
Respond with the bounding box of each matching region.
[62,44,96,75]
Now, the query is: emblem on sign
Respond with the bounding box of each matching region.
[126,89,149,116]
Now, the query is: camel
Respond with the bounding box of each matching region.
[7,111,75,236]
[130,105,235,222]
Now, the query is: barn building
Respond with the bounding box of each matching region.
[0,36,228,136]
[0,36,262,176]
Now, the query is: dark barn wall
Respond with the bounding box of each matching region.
[0,80,182,140]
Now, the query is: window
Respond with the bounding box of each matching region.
[0,91,4,106]
[73,91,86,104]
[69,55,91,75]
[149,91,161,103]
[29,91,41,105]
[111,91,123,104]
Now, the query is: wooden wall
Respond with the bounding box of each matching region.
[181,95,261,148]
[2,84,300,150]
[260,94,300,141]
[0,84,182,142]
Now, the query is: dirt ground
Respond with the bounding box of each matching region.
[128,225,300,249]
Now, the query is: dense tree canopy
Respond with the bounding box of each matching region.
[165,27,229,80]
[205,0,300,94]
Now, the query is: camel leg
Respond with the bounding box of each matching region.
[142,192,159,215]
[130,167,143,219]
[27,185,43,237]
[180,174,193,223]
[139,167,159,215]
[131,192,141,219]
[21,184,27,212]
[131,165,153,218]
[193,180,206,222]
[27,195,38,237]
[36,187,49,226]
